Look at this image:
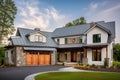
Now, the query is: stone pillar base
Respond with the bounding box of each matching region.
[83,57,88,65]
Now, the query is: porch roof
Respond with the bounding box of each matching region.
[84,43,108,48]
[23,47,56,51]
[58,44,83,48]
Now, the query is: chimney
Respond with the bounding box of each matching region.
[34,28,40,31]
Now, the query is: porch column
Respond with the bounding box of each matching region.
[77,52,80,63]
[106,46,108,58]
[104,46,109,67]
[83,48,88,65]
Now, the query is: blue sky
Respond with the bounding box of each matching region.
[13,0,120,43]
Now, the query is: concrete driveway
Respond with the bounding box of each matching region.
[0,66,65,80]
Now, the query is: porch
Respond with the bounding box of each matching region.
[56,48,87,66]
[56,44,109,66]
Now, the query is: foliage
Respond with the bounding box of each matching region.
[0,47,5,65]
[113,61,120,68]
[74,64,90,70]
[104,58,109,68]
[35,72,120,80]
[65,22,73,27]
[0,0,17,45]
[65,17,86,27]
[113,43,120,61]
[91,64,96,67]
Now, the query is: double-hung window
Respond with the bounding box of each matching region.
[93,34,101,43]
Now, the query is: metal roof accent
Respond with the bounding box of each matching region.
[58,44,84,48]
[23,47,56,51]
[84,43,108,47]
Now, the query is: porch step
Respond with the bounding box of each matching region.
[64,62,78,66]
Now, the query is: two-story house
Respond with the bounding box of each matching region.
[5,21,115,67]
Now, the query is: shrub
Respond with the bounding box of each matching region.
[74,65,90,70]
[96,65,101,69]
[0,47,5,66]
[113,61,120,68]
[91,64,96,67]
[104,58,109,68]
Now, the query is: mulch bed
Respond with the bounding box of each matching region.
[88,67,120,72]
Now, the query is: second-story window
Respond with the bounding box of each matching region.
[79,37,82,43]
[65,36,83,44]
[93,34,101,43]
[34,35,43,42]
[57,39,59,44]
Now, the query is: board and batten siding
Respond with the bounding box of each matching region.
[87,48,106,65]
[28,33,46,42]
[87,27,108,44]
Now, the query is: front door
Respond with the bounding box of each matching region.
[71,52,77,62]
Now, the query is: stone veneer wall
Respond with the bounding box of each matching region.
[51,51,57,65]
[59,52,66,62]
[67,52,71,62]
[16,47,26,66]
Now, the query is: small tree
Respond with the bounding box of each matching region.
[113,43,120,61]
[65,17,86,27]
[65,22,73,27]
[0,0,17,45]
[0,47,5,65]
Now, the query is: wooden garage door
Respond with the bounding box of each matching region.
[26,53,32,65]
[26,53,50,65]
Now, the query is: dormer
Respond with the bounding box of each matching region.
[26,29,47,43]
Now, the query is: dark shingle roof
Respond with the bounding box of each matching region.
[52,21,115,38]
[52,24,90,38]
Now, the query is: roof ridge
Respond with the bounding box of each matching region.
[18,27,51,33]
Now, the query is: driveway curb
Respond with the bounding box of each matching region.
[24,67,93,80]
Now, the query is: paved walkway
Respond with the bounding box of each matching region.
[25,67,93,80]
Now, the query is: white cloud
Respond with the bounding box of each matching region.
[46,7,65,22]
[85,2,120,43]
[15,24,25,28]
[14,0,67,31]
[90,2,98,10]
[85,2,98,16]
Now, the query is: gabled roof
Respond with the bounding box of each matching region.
[11,28,58,48]
[10,21,115,48]
[26,31,47,37]
[52,21,115,38]
[84,23,111,35]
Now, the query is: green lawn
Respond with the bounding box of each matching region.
[35,72,120,80]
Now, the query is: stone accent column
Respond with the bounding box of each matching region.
[51,50,57,65]
[16,47,26,66]
[67,52,71,62]
[83,48,88,65]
